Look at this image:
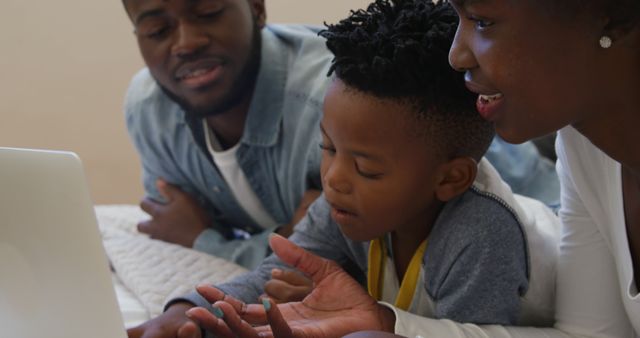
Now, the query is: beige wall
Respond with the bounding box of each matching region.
[0,1,369,204]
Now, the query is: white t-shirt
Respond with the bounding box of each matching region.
[203,120,278,230]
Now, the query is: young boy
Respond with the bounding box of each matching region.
[130,1,558,336]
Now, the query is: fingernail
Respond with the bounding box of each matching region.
[262,298,271,311]
[212,306,224,318]
[272,268,282,276]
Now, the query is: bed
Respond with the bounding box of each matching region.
[94,205,248,329]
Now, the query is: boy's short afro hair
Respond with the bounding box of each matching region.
[320,0,494,161]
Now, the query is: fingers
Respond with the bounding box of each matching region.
[177,321,202,338]
[156,178,184,202]
[140,197,161,217]
[186,306,235,338]
[271,269,311,287]
[264,278,311,303]
[196,284,227,304]
[126,326,143,338]
[137,220,154,235]
[269,234,341,285]
[196,285,267,324]
[256,298,294,338]
[215,302,261,338]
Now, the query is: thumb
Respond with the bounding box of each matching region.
[156,178,179,202]
[126,326,143,338]
[177,321,201,338]
[269,234,340,285]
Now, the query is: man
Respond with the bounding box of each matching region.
[123,0,327,269]
[121,0,559,270]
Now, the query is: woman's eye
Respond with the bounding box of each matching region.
[470,17,494,29]
[319,143,336,155]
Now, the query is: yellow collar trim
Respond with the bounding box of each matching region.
[367,236,427,311]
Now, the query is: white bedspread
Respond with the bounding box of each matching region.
[95,205,248,324]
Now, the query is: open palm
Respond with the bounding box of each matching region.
[188,235,395,338]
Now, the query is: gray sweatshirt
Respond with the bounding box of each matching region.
[169,159,558,327]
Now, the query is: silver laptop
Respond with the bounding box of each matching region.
[0,147,127,338]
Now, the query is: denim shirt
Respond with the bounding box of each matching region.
[125,24,560,269]
[125,25,332,268]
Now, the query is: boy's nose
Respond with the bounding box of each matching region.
[324,164,352,195]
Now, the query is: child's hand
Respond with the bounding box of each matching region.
[127,302,200,338]
[263,268,313,303]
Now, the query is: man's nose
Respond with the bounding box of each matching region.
[171,21,210,58]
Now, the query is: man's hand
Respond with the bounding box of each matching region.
[127,302,200,338]
[263,268,313,303]
[276,189,321,238]
[186,235,396,338]
[138,179,210,248]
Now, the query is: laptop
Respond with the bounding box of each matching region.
[0,147,127,338]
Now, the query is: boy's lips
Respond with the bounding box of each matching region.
[327,201,358,224]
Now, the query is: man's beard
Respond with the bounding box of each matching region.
[160,21,262,119]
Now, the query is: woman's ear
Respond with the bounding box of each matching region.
[434,157,477,202]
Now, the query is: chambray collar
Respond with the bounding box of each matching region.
[240,27,288,147]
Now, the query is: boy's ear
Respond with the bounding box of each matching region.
[434,157,477,202]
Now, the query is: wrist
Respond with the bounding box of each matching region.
[377,304,396,333]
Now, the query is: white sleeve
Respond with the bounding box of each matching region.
[387,303,569,338]
[552,137,634,337]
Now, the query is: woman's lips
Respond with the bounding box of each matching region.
[476,93,504,122]
[465,80,504,122]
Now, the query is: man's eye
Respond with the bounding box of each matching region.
[147,27,169,39]
[139,23,171,39]
[197,8,224,19]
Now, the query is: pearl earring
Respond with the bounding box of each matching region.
[599,36,612,49]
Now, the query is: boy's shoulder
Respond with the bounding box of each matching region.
[432,158,526,244]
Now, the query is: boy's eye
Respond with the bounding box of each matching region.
[355,164,383,180]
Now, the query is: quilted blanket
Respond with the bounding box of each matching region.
[95,205,248,317]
